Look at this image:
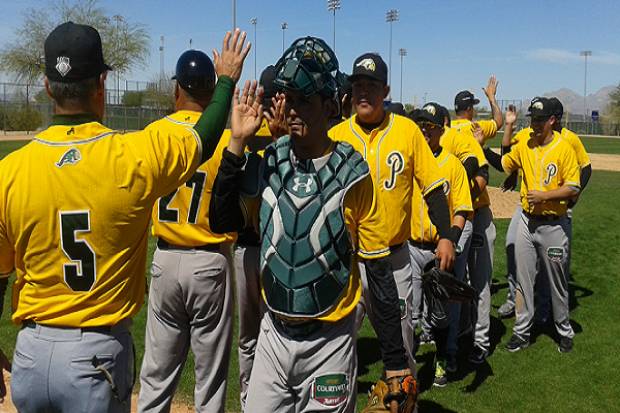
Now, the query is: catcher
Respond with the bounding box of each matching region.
[209,37,416,412]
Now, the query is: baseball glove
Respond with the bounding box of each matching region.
[422,267,477,329]
[361,372,417,413]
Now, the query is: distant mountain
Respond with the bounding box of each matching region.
[543,85,616,117]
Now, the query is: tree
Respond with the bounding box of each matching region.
[0,0,150,86]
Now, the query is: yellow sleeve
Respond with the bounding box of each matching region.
[461,132,488,167]
[412,126,445,196]
[479,120,498,140]
[344,175,390,260]
[511,128,530,145]
[560,144,581,189]
[563,130,591,168]
[0,220,14,276]
[450,160,474,215]
[502,141,521,173]
[124,125,202,200]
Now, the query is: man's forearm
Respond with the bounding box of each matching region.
[483,147,503,172]
[543,185,580,202]
[490,98,503,130]
[364,257,408,370]
[580,165,592,191]
[209,149,247,233]
[194,76,235,163]
[425,187,451,240]
[471,166,489,198]
[503,122,514,147]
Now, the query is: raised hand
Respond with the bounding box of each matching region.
[482,75,498,100]
[472,122,485,145]
[213,29,251,83]
[264,93,288,139]
[505,104,517,125]
[231,80,263,143]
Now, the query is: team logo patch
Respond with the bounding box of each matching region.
[442,181,451,196]
[423,104,436,116]
[56,148,81,168]
[544,163,558,185]
[470,232,485,249]
[399,298,407,320]
[532,101,544,110]
[356,58,376,72]
[547,247,564,262]
[383,151,404,190]
[311,373,348,407]
[55,56,72,77]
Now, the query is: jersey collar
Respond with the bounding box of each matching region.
[35,117,114,145]
[165,110,201,125]
[351,112,392,141]
[50,113,100,126]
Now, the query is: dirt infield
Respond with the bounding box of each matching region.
[588,153,620,172]
[487,187,520,219]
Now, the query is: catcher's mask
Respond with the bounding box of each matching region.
[274,37,340,99]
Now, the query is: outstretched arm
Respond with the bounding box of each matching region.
[483,75,503,130]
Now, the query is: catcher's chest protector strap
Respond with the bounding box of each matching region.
[259,136,369,317]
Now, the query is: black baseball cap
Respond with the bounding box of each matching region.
[526,97,554,118]
[413,102,444,126]
[548,97,564,118]
[44,22,112,82]
[349,53,388,85]
[454,90,480,111]
[259,65,278,107]
[387,102,406,116]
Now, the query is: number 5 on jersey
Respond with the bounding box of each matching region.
[60,211,96,291]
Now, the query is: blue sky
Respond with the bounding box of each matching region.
[1,0,620,108]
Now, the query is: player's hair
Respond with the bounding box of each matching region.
[48,77,99,107]
[180,86,213,107]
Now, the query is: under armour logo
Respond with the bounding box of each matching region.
[292,176,314,193]
[55,56,72,77]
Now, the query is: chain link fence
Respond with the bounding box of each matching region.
[0,80,174,134]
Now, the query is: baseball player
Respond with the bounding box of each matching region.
[0,23,248,413]
[409,104,474,386]
[137,50,237,413]
[501,97,580,353]
[449,77,503,364]
[492,98,592,320]
[210,37,415,412]
[233,64,277,410]
[329,53,456,373]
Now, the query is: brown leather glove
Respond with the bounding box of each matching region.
[360,370,417,413]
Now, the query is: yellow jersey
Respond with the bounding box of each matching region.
[502,131,581,216]
[329,113,444,246]
[512,127,590,168]
[149,110,236,246]
[411,149,473,244]
[243,145,390,322]
[0,117,201,327]
[450,118,495,209]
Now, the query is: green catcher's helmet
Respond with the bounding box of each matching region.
[274,37,340,98]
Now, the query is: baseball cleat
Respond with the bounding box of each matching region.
[506,334,529,352]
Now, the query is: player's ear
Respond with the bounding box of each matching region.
[383,84,390,99]
[174,82,180,101]
[44,77,53,99]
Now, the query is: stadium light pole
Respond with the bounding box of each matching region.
[281,22,288,53]
[399,48,407,102]
[386,9,399,90]
[580,50,592,120]
[251,18,258,79]
[327,0,341,52]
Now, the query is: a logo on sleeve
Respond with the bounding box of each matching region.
[383,151,404,190]
[311,373,349,407]
[442,180,451,196]
[544,163,558,185]
[56,148,81,168]
[547,247,564,262]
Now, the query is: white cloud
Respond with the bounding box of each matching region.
[524,49,620,65]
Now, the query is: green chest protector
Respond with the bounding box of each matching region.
[259,136,369,318]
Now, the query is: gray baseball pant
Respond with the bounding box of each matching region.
[12,320,133,413]
[513,214,575,341]
[503,204,522,310]
[358,243,416,373]
[245,311,357,413]
[138,245,233,413]
[409,242,436,335]
[446,219,473,356]
[233,244,265,411]
[468,206,495,352]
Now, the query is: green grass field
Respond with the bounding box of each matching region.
[1,140,619,412]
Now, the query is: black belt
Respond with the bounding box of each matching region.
[522,212,565,222]
[22,319,129,334]
[408,239,437,251]
[157,238,221,252]
[270,313,323,339]
[389,242,406,252]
